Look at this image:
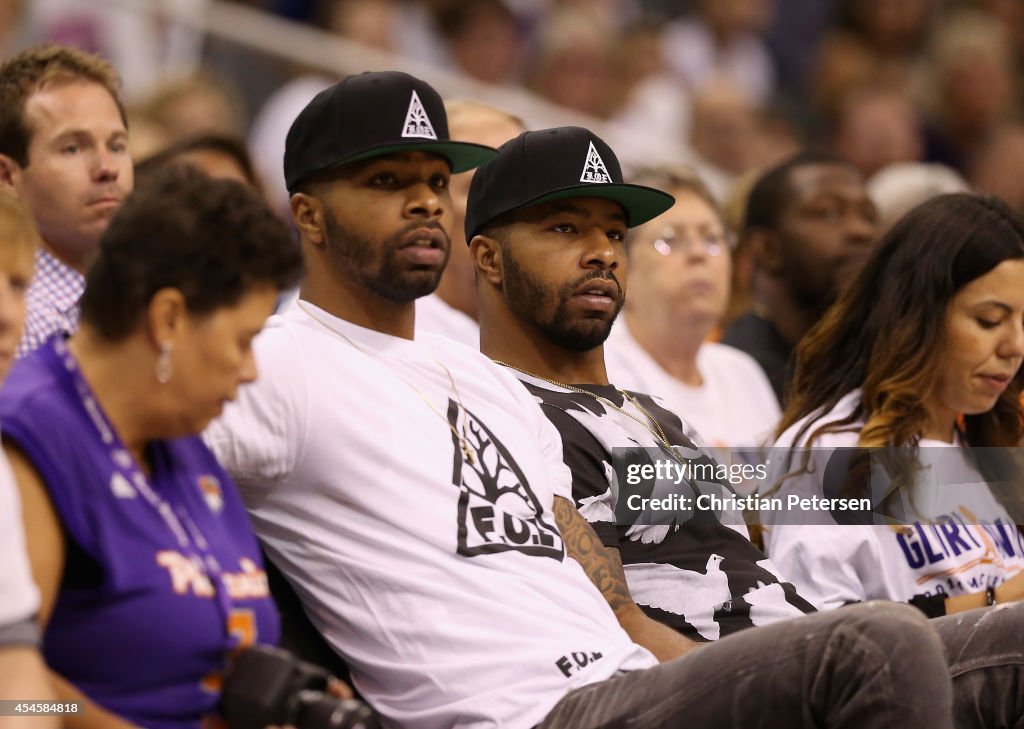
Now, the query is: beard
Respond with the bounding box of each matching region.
[502,246,624,352]
[323,209,450,303]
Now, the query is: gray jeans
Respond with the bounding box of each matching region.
[934,602,1024,728]
[540,602,954,729]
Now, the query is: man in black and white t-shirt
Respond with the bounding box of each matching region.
[504,378,813,640]
[207,74,958,729]
[468,127,812,643]
[467,126,1024,728]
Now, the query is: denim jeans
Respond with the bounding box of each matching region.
[933,601,1024,728]
[539,602,954,729]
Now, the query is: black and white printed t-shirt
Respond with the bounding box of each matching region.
[513,372,813,641]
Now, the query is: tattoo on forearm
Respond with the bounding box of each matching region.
[553,497,633,615]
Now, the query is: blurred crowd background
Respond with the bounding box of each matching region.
[3,0,1022,217]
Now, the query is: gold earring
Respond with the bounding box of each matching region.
[155,341,173,384]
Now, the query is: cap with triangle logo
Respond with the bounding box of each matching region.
[464,126,675,242]
[402,90,437,139]
[284,71,498,192]
[580,141,612,183]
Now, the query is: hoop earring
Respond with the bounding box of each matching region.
[155,341,173,384]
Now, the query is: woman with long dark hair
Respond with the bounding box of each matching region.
[766,193,1024,618]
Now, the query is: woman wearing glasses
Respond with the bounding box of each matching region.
[605,168,781,452]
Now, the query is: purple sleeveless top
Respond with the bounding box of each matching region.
[0,338,280,729]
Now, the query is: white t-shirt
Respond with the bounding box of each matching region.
[605,322,781,452]
[415,294,479,348]
[0,446,40,641]
[765,390,1024,611]
[206,302,655,729]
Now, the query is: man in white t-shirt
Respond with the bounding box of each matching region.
[206,73,956,729]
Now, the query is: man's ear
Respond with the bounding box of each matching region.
[469,234,503,286]
[0,154,22,196]
[145,287,188,349]
[746,229,785,276]
[290,192,325,247]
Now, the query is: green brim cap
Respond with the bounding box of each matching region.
[285,71,499,191]
[465,126,675,242]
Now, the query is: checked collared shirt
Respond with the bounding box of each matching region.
[17,247,84,358]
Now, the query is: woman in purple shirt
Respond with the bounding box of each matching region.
[5,167,303,729]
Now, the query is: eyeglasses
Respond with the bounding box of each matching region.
[651,226,731,257]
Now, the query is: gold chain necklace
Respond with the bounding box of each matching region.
[492,360,683,462]
[297,301,477,465]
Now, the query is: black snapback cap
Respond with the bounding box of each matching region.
[284,71,498,192]
[464,126,675,242]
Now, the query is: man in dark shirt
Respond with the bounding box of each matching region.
[721,152,878,403]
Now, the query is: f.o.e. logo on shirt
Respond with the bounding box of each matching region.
[556,651,605,678]
[446,400,564,561]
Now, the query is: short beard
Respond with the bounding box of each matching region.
[323,209,449,302]
[502,245,623,352]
